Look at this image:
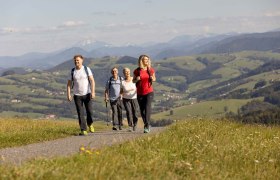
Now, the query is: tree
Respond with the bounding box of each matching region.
[254,80,267,89]
[1,70,15,76]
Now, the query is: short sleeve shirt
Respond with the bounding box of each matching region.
[121,78,137,99]
[69,66,93,96]
[105,76,123,101]
[133,67,155,95]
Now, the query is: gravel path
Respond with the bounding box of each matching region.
[0,127,165,166]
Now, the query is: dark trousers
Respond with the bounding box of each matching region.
[74,94,94,131]
[123,98,139,127]
[137,92,154,129]
[110,98,123,126]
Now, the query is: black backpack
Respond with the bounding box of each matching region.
[71,66,91,89]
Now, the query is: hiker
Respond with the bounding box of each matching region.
[104,67,124,130]
[133,54,156,133]
[122,67,139,131]
[67,54,95,136]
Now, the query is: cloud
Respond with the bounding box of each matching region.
[59,21,86,28]
[264,11,280,17]
[0,27,20,34]
[0,20,88,36]
[96,22,146,31]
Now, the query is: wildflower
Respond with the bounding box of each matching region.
[79,146,85,152]
[85,150,92,154]
[96,151,100,155]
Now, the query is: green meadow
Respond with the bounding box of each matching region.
[152,99,252,120]
[0,119,279,179]
[0,118,108,148]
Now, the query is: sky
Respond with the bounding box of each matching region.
[0,0,279,56]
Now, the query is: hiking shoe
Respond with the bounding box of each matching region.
[79,130,88,136]
[127,127,132,132]
[119,126,122,130]
[112,126,118,131]
[89,125,95,133]
[147,126,151,133]
[133,125,137,131]
[144,128,149,133]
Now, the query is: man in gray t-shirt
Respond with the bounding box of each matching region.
[104,67,123,130]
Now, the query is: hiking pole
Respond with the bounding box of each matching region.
[106,101,109,126]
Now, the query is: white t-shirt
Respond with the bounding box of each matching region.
[69,66,93,96]
[121,78,137,99]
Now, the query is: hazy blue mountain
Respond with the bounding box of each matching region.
[29,47,90,69]
[153,33,238,59]
[1,30,279,70]
[191,31,280,54]
[74,40,112,51]
[0,47,89,70]
[1,67,31,76]
[0,52,51,69]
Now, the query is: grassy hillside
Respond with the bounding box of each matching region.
[0,118,108,148]
[0,51,279,119]
[1,119,279,179]
[152,99,254,120]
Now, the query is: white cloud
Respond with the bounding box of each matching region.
[264,11,280,17]
[0,27,19,34]
[60,21,86,27]
[96,22,146,31]
[0,20,87,36]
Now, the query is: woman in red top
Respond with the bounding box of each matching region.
[133,54,156,133]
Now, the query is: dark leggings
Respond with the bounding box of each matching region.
[137,92,154,128]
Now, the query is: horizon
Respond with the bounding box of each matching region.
[0,0,280,56]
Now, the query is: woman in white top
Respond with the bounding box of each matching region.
[122,67,139,131]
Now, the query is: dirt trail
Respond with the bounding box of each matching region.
[0,127,165,165]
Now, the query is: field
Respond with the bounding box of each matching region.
[0,119,279,179]
[0,118,108,148]
[152,99,253,120]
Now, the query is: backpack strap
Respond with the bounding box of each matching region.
[84,65,91,86]
[71,68,75,89]
[108,76,123,91]
[135,67,141,87]
[147,67,153,85]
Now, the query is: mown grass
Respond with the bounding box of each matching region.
[1,119,279,179]
[0,118,107,148]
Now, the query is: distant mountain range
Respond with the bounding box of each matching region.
[0,30,279,71]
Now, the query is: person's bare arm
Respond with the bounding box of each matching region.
[89,75,95,99]
[67,80,72,101]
